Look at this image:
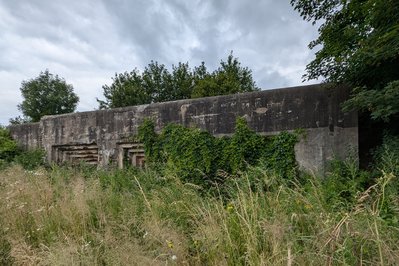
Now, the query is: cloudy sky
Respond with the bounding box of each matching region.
[0,0,319,125]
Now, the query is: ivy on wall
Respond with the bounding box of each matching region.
[138,118,300,186]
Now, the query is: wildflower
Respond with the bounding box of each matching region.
[226,203,234,213]
[166,240,174,249]
[171,255,177,260]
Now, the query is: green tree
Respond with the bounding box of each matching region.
[98,53,259,109]
[170,62,195,100]
[9,115,31,125]
[192,53,259,98]
[291,0,399,121]
[98,70,148,109]
[141,61,175,103]
[18,70,79,122]
[98,62,193,109]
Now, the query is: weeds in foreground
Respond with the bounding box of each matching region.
[0,163,398,265]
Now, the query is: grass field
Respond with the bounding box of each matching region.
[1,163,398,265]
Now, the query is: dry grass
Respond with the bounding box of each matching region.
[1,164,398,265]
[0,166,185,265]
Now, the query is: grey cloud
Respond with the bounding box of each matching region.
[99,0,317,83]
[0,0,318,125]
[255,67,292,90]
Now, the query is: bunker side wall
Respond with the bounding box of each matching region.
[9,122,41,150]
[10,84,358,174]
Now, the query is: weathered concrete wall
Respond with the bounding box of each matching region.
[9,122,41,150]
[9,83,358,174]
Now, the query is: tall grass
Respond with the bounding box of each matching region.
[0,163,398,265]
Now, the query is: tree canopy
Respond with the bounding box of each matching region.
[291,0,399,121]
[191,54,258,98]
[98,53,259,109]
[17,70,79,122]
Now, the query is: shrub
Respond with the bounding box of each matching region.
[373,134,399,176]
[372,134,399,225]
[323,156,371,211]
[0,126,20,170]
[138,118,300,187]
[0,126,19,163]
[140,121,221,186]
[261,131,299,179]
[14,149,46,170]
[222,118,265,174]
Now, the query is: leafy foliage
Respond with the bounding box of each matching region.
[98,69,147,109]
[14,149,46,170]
[222,118,265,174]
[345,81,399,122]
[0,127,45,170]
[18,70,79,122]
[291,0,399,121]
[138,118,299,187]
[373,134,399,178]
[261,131,299,178]
[98,53,259,109]
[8,115,31,125]
[191,53,258,98]
[323,157,370,210]
[0,126,19,165]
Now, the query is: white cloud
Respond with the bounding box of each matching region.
[0,0,319,125]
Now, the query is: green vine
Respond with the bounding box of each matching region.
[138,118,300,186]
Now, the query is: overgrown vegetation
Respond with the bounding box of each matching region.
[0,127,19,169]
[0,152,398,264]
[138,118,299,188]
[0,126,45,170]
[14,149,46,170]
[1,119,399,264]
[2,1,398,262]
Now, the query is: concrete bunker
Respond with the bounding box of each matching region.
[116,142,145,169]
[52,143,99,166]
[9,83,358,174]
